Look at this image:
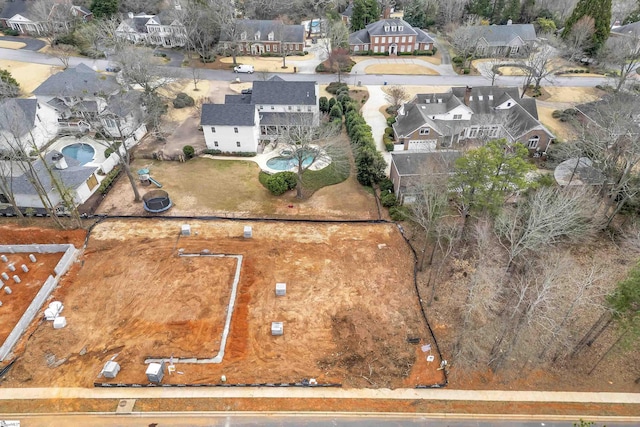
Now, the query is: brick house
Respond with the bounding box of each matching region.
[348,18,434,54]
[220,20,305,56]
[393,86,554,154]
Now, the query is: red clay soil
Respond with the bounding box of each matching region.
[1,219,444,389]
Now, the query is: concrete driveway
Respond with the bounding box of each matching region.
[0,35,46,51]
[153,47,185,67]
[351,58,457,76]
[361,85,392,170]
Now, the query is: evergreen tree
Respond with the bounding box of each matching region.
[491,0,506,24]
[90,0,119,18]
[0,68,20,99]
[502,0,521,23]
[520,0,537,23]
[562,0,612,54]
[403,0,427,28]
[467,0,493,19]
[350,0,380,31]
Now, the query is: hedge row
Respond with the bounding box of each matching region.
[345,109,386,186]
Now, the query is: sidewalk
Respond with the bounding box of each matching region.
[1,387,639,403]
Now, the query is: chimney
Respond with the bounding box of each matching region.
[464,86,472,106]
[128,12,134,19]
[382,6,391,19]
[52,153,68,170]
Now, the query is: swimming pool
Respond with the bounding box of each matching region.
[61,143,95,166]
[266,155,314,171]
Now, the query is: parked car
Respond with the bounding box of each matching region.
[241,89,253,94]
[234,65,254,74]
[105,65,121,73]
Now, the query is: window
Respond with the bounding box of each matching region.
[478,95,483,101]
[270,106,275,110]
[273,45,278,52]
[288,106,292,110]
[255,31,260,40]
[236,141,241,147]
[488,95,493,100]
[510,45,519,54]
[268,31,274,41]
[234,127,238,133]
[381,36,386,43]
[398,26,403,31]
[354,45,359,52]
[297,106,301,111]
[374,37,379,43]
[308,106,312,111]
[384,26,390,31]
[391,26,396,31]
[395,36,399,43]
[266,44,270,52]
[469,127,478,138]
[419,127,430,135]
[506,102,512,107]
[241,31,247,40]
[489,126,499,137]
[401,36,405,43]
[374,46,379,53]
[528,135,540,149]
[214,141,219,147]
[400,45,405,53]
[453,114,462,120]
[259,106,264,110]
[211,126,216,133]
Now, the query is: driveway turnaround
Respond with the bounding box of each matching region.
[0,35,46,51]
[351,58,456,76]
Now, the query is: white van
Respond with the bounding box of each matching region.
[234,64,255,74]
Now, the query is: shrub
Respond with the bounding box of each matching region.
[183,145,195,159]
[463,68,470,74]
[103,141,121,158]
[266,172,298,195]
[380,192,397,207]
[326,82,349,94]
[315,63,326,72]
[386,116,396,126]
[553,108,578,122]
[55,33,78,46]
[329,102,343,119]
[389,205,408,221]
[385,105,399,115]
[328,97,336,109]
[414,50,434,56]
[384,139,394,152]
[173,92,195,108]
[319,96,329,113]
[452,56,464,65]
[202,149,256,157]
[379,178,394,193]
[98,166,122,195]
[385,126,394,137]
[3,28,20,37]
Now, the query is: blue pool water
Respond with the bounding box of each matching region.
[266,155,314,171]
[61,143,95,166]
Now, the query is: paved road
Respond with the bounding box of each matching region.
[0,46,610,88]
[5,413,637,427]
[0,36,46,51]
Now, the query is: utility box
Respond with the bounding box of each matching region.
[243,226,252,238]
[181,224,191,236]
[275,282,286,296]
[271,322,283,336]
[101,361,121,379]
[53,317,67,329]
[146,361,165,383]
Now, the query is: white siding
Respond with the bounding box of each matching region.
[203,124,259,153]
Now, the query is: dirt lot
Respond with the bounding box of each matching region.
[2,219,443,388]
[0,253,63,344]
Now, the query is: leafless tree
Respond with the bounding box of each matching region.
[191,66,202,91]
[494,186,601,270]
[218,11,244,66]
[563,16,595,61]
[437,0,467,26]
[176,0,224,62]
[321,18,349,56]
[31,0,75,46]
[521,43,559,95]
[49,44,75,69]
[114,46,175,94]
[326,48,352,83]
[600,31,640,93]
[277,118,348,199]
[612,0,638,26]
[484,56,503,86]
[450,24,478,69]
[384,86,409,111]
[0,159,24,218]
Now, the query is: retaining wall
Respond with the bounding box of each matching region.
[0,244,79,361]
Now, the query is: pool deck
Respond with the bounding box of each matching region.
[47,136,107,167]
[201,143,331,174]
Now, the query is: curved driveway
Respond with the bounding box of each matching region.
[0,35,46,51]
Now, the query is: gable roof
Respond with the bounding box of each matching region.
[391,151,460,176]
[221,20,305,43]
[201,104,256,126]
[475,24,537,46]
[225,94,252,104]
[33,64,119,97]
[366,19,418,36]
[0,98,37,135]
[611,21,640,36]
[7,151,97,196]
[251,80,316,105]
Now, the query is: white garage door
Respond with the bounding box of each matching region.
[408,140,437,151]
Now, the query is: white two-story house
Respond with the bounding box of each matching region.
[116,11,186,48]
[201,77,319,154]
[0,98,59,152]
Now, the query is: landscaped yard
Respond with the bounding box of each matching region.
[0,60,60,95]
[364,63,439,75]
[96,156,378,219]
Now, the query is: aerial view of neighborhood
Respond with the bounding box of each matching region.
[0,0,639,425]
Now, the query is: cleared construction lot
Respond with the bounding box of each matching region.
[2,220,444,388]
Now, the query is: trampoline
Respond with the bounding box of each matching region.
[143,190,172,213]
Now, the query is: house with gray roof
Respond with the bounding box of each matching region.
[474,23,537,57]
[1,1,92,35]
[348,18,434,54]
[393,86,554,154]
[0,98,59,152]
[220,20,305,55]
[0,151,101,214]
[32,64,127,135]
[389,151,461,203]
[200,77,319,154]
[116,11,186,48]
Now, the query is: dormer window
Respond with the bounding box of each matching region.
[419,127,430,135]
[384,25,390,31]
[241,31,247,40]
[255,31,260,40]
[391,26,396,31]
[478,95,483,101]
[398,26,403,31]
[268,31,274,41]
[488,95,493,100]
